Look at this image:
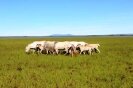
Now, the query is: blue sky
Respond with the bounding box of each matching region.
[0,0,133,36]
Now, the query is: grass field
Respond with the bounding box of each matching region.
[0,37,133,88]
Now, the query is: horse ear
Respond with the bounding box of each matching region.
[85,44,88,46]
[36,44,39,47]
[55,41,58,44]
[36,44,41,47]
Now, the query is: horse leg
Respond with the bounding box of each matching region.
[83,51,86,55]
[64,48,68,55]
[71,51,74,57]
[96,48,100,53]
[55,49,58,55]
[89,50,91,55]
[80,49,82,54]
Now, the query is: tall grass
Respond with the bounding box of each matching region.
[0,37,133,88]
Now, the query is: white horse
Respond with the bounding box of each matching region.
[43,41,57,54]
[54,41,74,55]
[25,41,46,54]
[88,44,100,53]
[76,45,92,55]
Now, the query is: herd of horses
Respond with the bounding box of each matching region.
[25,41,100,57]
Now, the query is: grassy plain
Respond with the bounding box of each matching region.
[0,37,133,88]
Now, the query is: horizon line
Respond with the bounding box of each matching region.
[0,33,133,37]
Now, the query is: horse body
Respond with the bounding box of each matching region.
[54,41,73,54]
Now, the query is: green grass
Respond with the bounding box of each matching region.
[0,37,133,88]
